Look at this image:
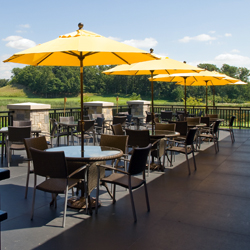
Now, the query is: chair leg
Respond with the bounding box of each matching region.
[144,183,150,212]
[62,187,68,228]
[31,176,37,220]
[213,138,217,153]
[25,161,31,199]
[185,152,191,175]
[112,184,116,204]
[128,185,137,223]
[88,195,92,216]
[192,148,197,171]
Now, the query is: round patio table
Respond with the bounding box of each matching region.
[46,145,123,162]
[46,145,123,211]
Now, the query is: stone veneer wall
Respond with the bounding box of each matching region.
[84,101,114,120]
[7,103,51,135]
[127,100,151,116]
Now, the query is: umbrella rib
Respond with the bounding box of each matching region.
[112,52,130,64]
[3,54,22,62]
[36,53,53,65]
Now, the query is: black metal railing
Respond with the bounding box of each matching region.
[1,105,250,131]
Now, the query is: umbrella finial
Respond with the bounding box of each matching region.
[78,23,84,30]
[150,48,154,53]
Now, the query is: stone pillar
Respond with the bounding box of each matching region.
[7,102,51,134]
[127,100,151,116]
[84,101,114,120]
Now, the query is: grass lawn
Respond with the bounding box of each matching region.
[0,85,248,111]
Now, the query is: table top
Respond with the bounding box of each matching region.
[46,145,123,162]
[187,123,207,127]
[132,116,145,119]
[209,118,225,122]
[151,130,180,138]
[0,127,41,134]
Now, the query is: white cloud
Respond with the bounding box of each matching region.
[3,36,36,50]
[225,33,232,37]
[179,34,217,43]
[214,53,250,67]
[209,31,216,34]
[122,37,158,49]
[19,24,30,29]
[16,30,25,33]
[231,49,240,53]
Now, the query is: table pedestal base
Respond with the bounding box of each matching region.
[67,197,101,210]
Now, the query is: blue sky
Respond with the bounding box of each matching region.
[1,0,250,79]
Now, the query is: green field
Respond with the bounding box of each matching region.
[0,84,248,111]
[0,85,178,111]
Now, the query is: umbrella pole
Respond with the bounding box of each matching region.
[184,77,187,118]
[206,81,208,115]
[80,56,84,157]
[150,71,155,133]
[213,86,215,107]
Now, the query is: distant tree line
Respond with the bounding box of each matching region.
[1,63,250,103]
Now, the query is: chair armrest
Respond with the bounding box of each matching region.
[68,165,87,178]
[96,164,129,175]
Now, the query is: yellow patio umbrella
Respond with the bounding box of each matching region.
[103,57,204,132]
[3,23,158,155]
[152,70,238,114]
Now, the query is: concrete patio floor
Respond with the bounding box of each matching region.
[1,129,250,250]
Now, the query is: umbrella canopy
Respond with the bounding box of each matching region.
[4,23,158,155]
[103,57,204,132]
[152,71,239,113]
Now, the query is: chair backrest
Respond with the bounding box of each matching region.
[59,116,74,123]
[206,114,218,119]
[117,112,129,116]
[8,126,31,142]
[83,115,90,120]
[200,116,210,127]
[169,121,187,136]
[78,120,95,133]
[13,120,32,127]
[229,116,236,127]
[126,114,133,123]
[155,123,176,131]
[125,129,150,148]
[112,123,125,135]
[161,111,172,121]
[113,116,127,126]
[84,120,95,133]
[24,136,48,160]
[30,147,68,178]
[178,114,184,121]
[50,120,59,136]
[185,128,198,146]
[91,113,104,121]
[213,120,221,134]
[128,144,152,175]
[146,113,152,123]
[186,117,201,126]
[197,110,203,117]
[100,134,128,153]
[96,117,104,127]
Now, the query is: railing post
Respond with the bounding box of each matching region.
[239,107,242,129]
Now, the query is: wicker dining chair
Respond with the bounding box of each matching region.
[7,126,31,167]
[24,136,48,199]
[29,147,85,228]
[166,128,198,175]
[96,144,152,222]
